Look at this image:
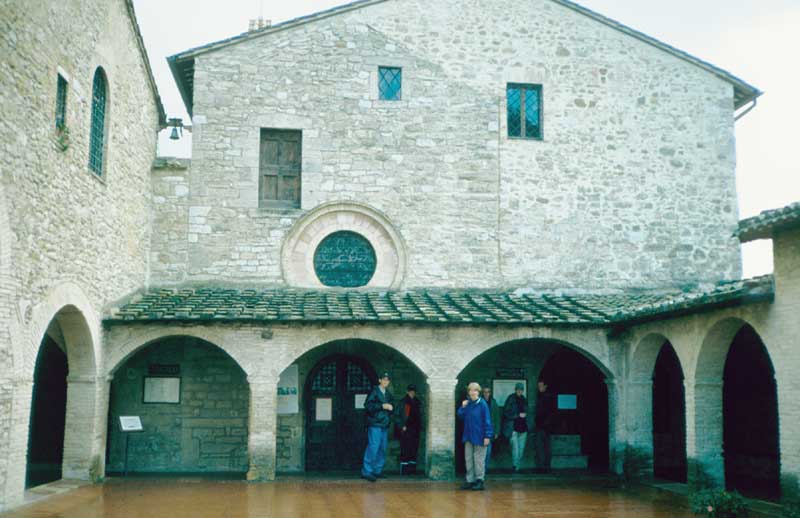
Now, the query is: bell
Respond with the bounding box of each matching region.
[169,126,180,140]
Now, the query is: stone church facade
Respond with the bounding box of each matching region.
[2,0,799,512]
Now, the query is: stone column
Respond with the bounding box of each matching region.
[62,375,104,480]
[0,377,33,512]
[246,376,278,481]
[425,378,457,480]
[686,378,724,488]
[624,379,654,478]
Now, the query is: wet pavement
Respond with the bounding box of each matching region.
[2,475,698,518]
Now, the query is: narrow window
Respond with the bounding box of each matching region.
[55,74,68,129]
[507,83,542,139]
[378,66,402,101]
[88,68,108,175]
[259,129,302,208]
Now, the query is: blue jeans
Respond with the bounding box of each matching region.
[362,426,389,477]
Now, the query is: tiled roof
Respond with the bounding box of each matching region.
[737,202,800,242]
[105,276,773,327]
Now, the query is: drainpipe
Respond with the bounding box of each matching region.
[734,98,758,121]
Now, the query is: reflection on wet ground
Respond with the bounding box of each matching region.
[2,475,697,518]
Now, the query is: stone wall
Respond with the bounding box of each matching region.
[0,0,160,509]
[154,0,741,289]
[106,337,249,473]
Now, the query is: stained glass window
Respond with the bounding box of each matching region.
[346,361,373,392]
[507,83,542,140]
[88,68,108,175]
[55,74,67,130]
[378,66,402,101]
[313,231,377,288]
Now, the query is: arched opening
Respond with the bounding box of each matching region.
[88,67,108,176]
[105,336,249,477]
[26,305,96,488]
[277,339,427,474]
[723,325,779,500]
[456,340,610,474]
[652,342,687,482]
[26,334,68,488]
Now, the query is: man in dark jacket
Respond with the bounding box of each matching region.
[503,382,528,472]
[397,384,423,475]
[362,371,394,482]
[534,379,557,473]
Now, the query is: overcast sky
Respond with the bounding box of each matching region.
[134,0,800,278]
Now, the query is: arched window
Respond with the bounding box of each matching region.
[88,67,108,175]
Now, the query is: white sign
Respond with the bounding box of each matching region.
[315,397,333,421]
[119,415,143,432]
[558,394,578,410]
[493,379,526,409]
[355,393,367,409]
[143,377,181,404]
[277,364,299,415]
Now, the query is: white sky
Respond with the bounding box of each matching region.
[134,0,800,279]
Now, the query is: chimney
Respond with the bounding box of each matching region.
[249,16,272,31]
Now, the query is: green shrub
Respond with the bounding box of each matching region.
[690,488,748,518]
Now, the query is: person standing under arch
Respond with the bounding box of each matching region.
[362,371,394,482]
[503,382,529,472]
[458,382,493,490]
[398,384,423,475]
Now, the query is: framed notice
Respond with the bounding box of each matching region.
[493,379,526,408]
[315,397,333,421]
[143,376,181,404]
[558,394,578,410]
[354,393,367,409]
[119,415,143,432]
[277,364,299,415]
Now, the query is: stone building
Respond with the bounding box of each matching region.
[1,0,798,513]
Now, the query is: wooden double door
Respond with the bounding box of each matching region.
[305,355,376,471]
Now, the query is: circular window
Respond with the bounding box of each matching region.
[313,231,377,287]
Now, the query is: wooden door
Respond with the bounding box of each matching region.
[306,355,376,471]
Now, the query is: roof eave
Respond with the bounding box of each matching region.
[168,54,195,118]
[124,0,167,127]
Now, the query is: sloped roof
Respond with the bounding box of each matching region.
[737,202,800,242]
[105,275,773,327]
[124,0,166,126]
[168,0,761,117]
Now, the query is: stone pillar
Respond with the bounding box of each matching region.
[62,375,105,480]
[425,378,457,480]
[686,379,724,488]
[246,376,278,481]
[0,377,33,512]
[624,379,654,478]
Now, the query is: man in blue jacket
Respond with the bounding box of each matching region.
[361,371,394,482]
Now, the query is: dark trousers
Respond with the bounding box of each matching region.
[400,429,420,472]
[535,430,552,471]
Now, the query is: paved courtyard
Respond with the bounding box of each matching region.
[0,476,698,518]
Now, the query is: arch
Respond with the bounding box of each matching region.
[105,335,250,476]
[279,338,428,474]
[695,317,766,382]
[722,324,779,499]
[281,201,408,289]
[105,327,250,379]
[455,338,612,473]
[652,342,687,482]
[25,283,99,379]
[691,317,779,495]
[630,333,673,382]
[88,66,109,176]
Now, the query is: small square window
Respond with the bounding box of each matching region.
[507,83,542,140]
[378,66,402,101]
[55,74,68,130]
